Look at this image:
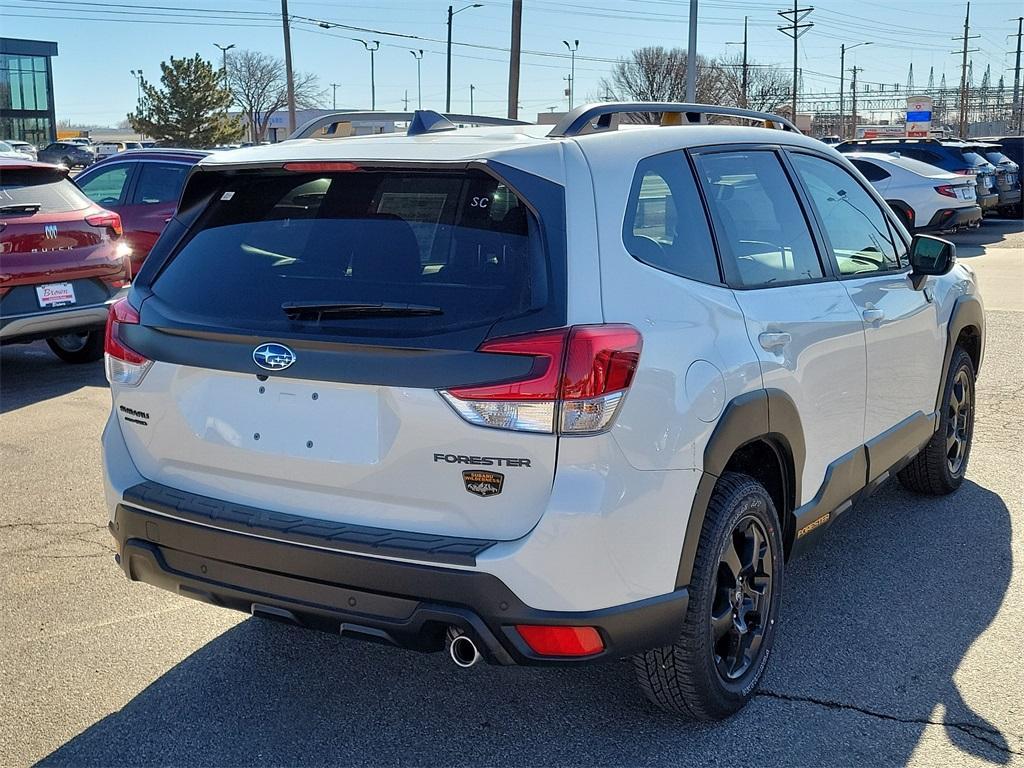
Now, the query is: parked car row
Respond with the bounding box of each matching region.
[835,136,1022,232]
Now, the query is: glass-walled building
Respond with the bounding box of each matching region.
[0,38,58,147]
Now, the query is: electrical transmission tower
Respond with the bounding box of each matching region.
[778,1,814,122]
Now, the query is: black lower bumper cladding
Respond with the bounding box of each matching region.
[110,501,689,666]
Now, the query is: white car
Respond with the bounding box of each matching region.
[846,151,982,232]
[93,142,127,161]
[2,139,37,160]
[0,140,34,161]
[101,104,984,720]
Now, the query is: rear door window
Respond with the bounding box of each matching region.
[151,169,553,339]
[0,168,91,213]
[132,162,189,205]
[623,151,720,284]
[694,150,824,287]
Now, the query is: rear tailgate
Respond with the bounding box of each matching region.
[116,162,567,541]
[0,166,127,307]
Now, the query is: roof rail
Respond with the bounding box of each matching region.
[837,138,940,145]
[289,110,531,140]
[546,102,800,138]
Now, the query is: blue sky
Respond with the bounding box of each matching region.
[4,0,1021,125]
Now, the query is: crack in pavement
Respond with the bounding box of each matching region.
[757,689,1022,756]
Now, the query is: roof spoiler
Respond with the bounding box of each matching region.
[289,110,531,141]
[546,102,801,137]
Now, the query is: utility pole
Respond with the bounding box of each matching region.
[563,40,579,109]
[850,65,863,136]
[214,43,235,91]
[357,40,380,110]
[952,1,979,138]
[685,0,698,102]
[1011,16,1023,132]
[470,84,475,114]
[778,1,814,123]
[330,82,340,111]
[281,0,296,134]
[838,41,870,140]
[410,50,424,110]
[507,0,522,120]
[726,18,749,108]
[446,4,482,113]
[129,69,143,104]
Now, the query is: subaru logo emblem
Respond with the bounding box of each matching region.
[44,224,58,239]
[252,343,296,371]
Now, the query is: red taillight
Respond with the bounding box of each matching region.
[516,625,604,657]
[86,210,123,237]
[442,325,642,434]
[935,185,957,198]
[105,297,151,386]
[283,161,361,173]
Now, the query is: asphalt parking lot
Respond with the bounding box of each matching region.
[1,219,1022,767]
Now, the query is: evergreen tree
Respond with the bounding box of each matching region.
[128,54,243,147]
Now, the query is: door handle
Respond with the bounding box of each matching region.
[862,308,885,323]
[758,331,792,351]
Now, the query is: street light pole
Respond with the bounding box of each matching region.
[838,41,870,139]
[213,43,235,91]
[685,0,698,102]
[470,83,475,115]
[410,49,423,110]
[562,40,579,110]
[446,3,482,113]
[330,82,340,110]
[129,69,143,104]
[357,39,380,110]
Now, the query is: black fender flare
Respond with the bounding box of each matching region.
[674,388,806,588]
[936,294,984,413]
[886,199,914,228]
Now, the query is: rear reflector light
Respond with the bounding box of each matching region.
[935,185,957,198]
[86,210,123,237]
[516,625,604,657]
[283,161,361,173]
[441,325,642,434]
[104,297,151,386]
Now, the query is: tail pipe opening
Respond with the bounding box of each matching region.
[446,627,482,668]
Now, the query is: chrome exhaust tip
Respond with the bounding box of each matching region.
[448,632,481,668]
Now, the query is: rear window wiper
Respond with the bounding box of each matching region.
[0,203,42,215]
[281,301,443,320]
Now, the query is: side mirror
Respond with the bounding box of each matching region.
[908,234,956,290]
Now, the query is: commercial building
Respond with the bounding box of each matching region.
[0,37,58,146]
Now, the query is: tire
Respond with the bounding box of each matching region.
[61,156,72,168]
[897,347,976,495]
[46,331,104,363]
[633,472,784,720]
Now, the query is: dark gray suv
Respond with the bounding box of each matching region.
[37,141,95,169]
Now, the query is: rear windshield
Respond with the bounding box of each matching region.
[960,151,988,167]
[0,169,91,213]
[151,169,550,338]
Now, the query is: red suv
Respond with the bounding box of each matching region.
[74,149,207,273]
[0,158,130,363]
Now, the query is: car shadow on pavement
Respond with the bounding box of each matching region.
[948,218,1024,258]
[0,343,106,413]
[38,481,1015,767]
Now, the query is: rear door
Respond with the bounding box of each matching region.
[119,160,191,267]
[116,164,566,541]
[787,151,942,470]
[692,147,867,506]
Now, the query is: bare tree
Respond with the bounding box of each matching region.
[597,47,728,122]
[227,49,325,142]
[717,54,791,114]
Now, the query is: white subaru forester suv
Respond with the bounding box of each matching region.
[102,104,984,720]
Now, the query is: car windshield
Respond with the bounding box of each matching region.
[151,168,552,339]
[0,168,92,213]
[0,141,14,152]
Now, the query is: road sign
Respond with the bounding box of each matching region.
[906,96,933,138]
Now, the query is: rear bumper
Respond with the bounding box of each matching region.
[977,192,999,210]
[0,287,126,344]
[997,188,1021,207]
[110,501,689,665]
[924,205,982,231]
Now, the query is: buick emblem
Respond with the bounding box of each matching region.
[44,224,58,239]
[253,342,296,371]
